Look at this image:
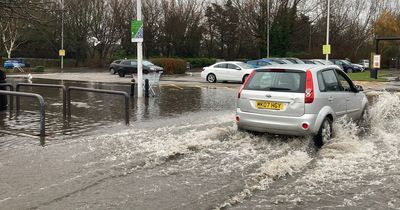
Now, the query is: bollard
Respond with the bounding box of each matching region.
[0,70,7,111]
[130,79,135,97]
[144,79,149,97]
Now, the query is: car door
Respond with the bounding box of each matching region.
[318,69,347,117]
[335,70,364,119]
[226,64,243,82]
[212,63,228,80]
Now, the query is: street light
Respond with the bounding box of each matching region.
[326,0,330,61]
[136,0,143,98]
[266,0,270,58]
[60,0,64,70]
[309,22,314,53]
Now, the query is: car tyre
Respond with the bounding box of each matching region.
[110,68,116,74]
[314,117,333,148]
[207,73,217,83]
[242,74,249,84]
[347,68,353,73]
[118,71,125,77]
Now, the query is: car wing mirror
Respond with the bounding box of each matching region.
[236,67,241,70]
[355,85,364,92]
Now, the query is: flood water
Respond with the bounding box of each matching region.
[0,78,236,149]
[1,78,400,209]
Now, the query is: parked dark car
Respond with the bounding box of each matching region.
[3,59,30,69]
[109,59,164,77]
[246,58,282,68]
[330,59,362,73]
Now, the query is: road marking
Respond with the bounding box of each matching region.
[170,84,184,90]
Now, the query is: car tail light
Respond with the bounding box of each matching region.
[235,116,240,122]
[238,70,256,98]
[305,70,314,104]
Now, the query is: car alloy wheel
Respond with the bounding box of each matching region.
[314,117,333,147]
[207,74,216,83]
[321,119,332,145]
[110,68,116,74]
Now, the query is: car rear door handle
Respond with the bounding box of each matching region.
[328,97,334,102]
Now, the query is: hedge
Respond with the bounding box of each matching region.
[185,58,216,68]
[150,58,186,75]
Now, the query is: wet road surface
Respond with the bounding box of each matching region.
[1,78,400,209]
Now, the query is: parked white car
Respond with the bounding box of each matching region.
[201,61,255,83]
[359,59,370,69]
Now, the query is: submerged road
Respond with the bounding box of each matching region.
[1,74,400,209]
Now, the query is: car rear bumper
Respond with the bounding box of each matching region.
[236,108,319,136]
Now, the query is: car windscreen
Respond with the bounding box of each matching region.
[143,61,154,66]
[244,70,306,93]
[237,63,253,69]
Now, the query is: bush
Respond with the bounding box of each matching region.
[33,66,45,72]
[150,58,186,75]
[185,58,216,68]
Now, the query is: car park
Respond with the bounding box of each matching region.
[3,59,30,69]
[235,64,368,147]
[109,59,164,77]
[359,59,370,69]
[302,60,318,64]
[310,59,335,66]
[283,58,305,64]
[201,61,254,83]
[246,59,282,68]
[330,59,362,73]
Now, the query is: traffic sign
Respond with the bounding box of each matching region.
[373,54,381,69]
[131,20,143,43]
[323,44,331,55]
[59,49,65,57]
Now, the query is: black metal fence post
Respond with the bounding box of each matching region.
[0,90,46,136]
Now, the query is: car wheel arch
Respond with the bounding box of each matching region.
[312,106,336,134]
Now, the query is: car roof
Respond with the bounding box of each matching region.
[256,64,341,72]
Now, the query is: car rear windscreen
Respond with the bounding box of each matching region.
[244,70,306,93]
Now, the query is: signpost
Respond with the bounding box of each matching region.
[133,0,143,98]
[323,44,331,56]
[373,54,381,69]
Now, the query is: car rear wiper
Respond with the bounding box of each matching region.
[269,87,292,91]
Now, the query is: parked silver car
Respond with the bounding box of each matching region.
[236,65,368,147]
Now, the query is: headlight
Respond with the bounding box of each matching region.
[150,67,155,71]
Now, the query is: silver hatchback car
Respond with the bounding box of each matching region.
[236,65,368,146]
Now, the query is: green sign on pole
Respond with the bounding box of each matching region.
[131,20,143,43]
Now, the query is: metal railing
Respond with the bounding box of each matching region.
[67,87,130,125]
[0,83,14,109]
[16,83,67,118]
[0,90,46,137]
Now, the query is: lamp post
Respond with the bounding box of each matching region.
[309,22,314,53]
[326,0,330,61]
[60,0,64,70]
[266,0,270,58]
[136,0,143,98]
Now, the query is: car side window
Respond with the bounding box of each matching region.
[130,61,137,66]
[121,60,130,65]
[258,61,269,66]
[321,70,341,92]
[227,64,240,70]
[336,70,354,92]
[317,71,326,92]
[215,64,227,68]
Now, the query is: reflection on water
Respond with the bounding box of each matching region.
[0,78,236,148]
